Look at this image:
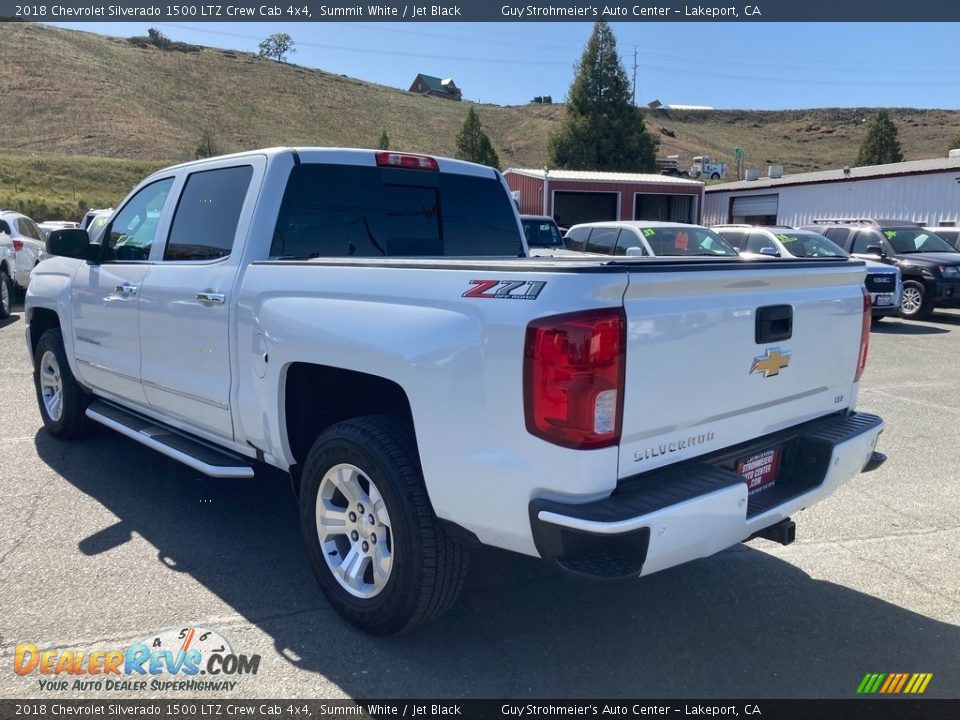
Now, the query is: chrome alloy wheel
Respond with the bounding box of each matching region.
[39,350,63,422]
[900,286,922,315]
[316,463,394,599]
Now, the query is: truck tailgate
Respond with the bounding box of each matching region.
[618,261,867,479]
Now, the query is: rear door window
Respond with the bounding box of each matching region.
[586,227,619,255]
[822,228,851,249]
[614,229,646,256]
[164,166,254,261]
[273,164,522,258]
[564,227,590,252]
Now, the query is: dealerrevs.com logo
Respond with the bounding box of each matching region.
[14,625,260,692]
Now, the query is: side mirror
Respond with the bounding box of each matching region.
[760,246,780,256]
[865,245,884,257]
[625,246,645,257]
[46,228,94,261]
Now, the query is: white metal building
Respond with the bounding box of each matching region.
[703,156,960,227]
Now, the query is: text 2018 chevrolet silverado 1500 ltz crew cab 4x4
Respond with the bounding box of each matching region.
[27,148,884,634]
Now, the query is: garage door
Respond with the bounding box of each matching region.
[635,194,694,222]
[730,194,779,223]
[553,192,618,227]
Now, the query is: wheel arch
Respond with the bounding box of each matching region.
[27,307,61,364]
[281,363,417,495]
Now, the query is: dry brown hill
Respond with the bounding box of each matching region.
[1,22,959,179]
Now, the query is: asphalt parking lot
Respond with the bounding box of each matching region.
[1,302,958,700]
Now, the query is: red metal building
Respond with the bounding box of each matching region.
[504,168,705,228]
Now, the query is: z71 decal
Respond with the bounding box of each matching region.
[462,280,547,300]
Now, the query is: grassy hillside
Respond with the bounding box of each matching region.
[1,22,959,220]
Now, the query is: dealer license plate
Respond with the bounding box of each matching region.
[874,294,893,307]
[737,448,781,495]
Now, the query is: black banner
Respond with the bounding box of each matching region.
[2,0,960,22]
[1,700,959,720]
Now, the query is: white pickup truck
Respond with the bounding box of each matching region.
[27,148,884,635]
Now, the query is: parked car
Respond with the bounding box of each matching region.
[803,219,960,320]
[0,210,47,297]
[564,221,739,257]
[38,221,81,237]
[30,147,884,634]
[924,226,960,250]
[85,209,114,244]
[81,208,113,231]
[520,215,565,252]
[0,236,13,318]
[714,225,902,320]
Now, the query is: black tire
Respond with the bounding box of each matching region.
[0,269,11,319]
[898,280,934,320]
[299,415,468,635]
[710,172,721,180]
[33,328,91,439]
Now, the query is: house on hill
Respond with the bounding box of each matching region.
[409,74,462,101]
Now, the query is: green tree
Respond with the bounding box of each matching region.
[377,130,391,150]
[455,107,501,170]
[856,110,904,166]
[950,132,960,151]
[258,32,295,63]
[549,22,657,172]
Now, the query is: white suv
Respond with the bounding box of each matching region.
[0,210,47,297]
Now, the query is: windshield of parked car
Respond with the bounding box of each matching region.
[640,226,739,257]
[521,218,564,248]
[883,229,959,254]
[774,231,848,258]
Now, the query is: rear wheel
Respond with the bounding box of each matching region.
[898,280,933,320]
[0,269,11,319]
[299,415,468,634]
[33,328,91,439]
[710,172,721,180]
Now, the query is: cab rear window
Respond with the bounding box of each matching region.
[272,164,522,258]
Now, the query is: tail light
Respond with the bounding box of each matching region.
[375,152,439,171]
[524,308,626,449]
[12,240,23,251]
[855,287,871,381]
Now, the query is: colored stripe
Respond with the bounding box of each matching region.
[868,674,886,694]
[181,628,196,652]
[893,674,909,693]
[904,674,920,694]
[856,674,874,694]
[879,674,896,693]
[917,674,933,694]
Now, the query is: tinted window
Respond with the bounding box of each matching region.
[716,230,746,250]
[103,178,175,262]
[850,230,883,254]
[615,229,646,256]
[745,232,778,255]
[164,166,253,261]
[272,164,521,258]
[521,218,563,248]
[936,229,960,247]
[0,220,11,235]
[586,227,619,254]
[20,219,43,241]
[822,227,851,248]
[564,227,590,251]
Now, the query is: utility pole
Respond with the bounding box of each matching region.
[632,45,638,106]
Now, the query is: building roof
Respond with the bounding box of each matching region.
[414,74,459,93]
[706,156,960,193]
[505,168,703,186]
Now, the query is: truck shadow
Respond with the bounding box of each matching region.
[871,320,947,335]
[35,428,960,699]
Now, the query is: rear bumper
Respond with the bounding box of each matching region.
[529,412,884,579]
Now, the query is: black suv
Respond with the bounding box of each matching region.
[802,219,960,320]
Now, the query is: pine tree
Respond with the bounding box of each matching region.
[455,108,501,170]
[549,22,657,172]
[378,130,390,150]
[856,110,904,166]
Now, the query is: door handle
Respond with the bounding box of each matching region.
[196,291,226,305]
[115,284,138,297]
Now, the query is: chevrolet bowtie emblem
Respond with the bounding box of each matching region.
[751,348,792,378]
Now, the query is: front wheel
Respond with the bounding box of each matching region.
[299,415,468,635]
[33,328,91,438]
[710,172,721,180]
[898,280,933,320]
